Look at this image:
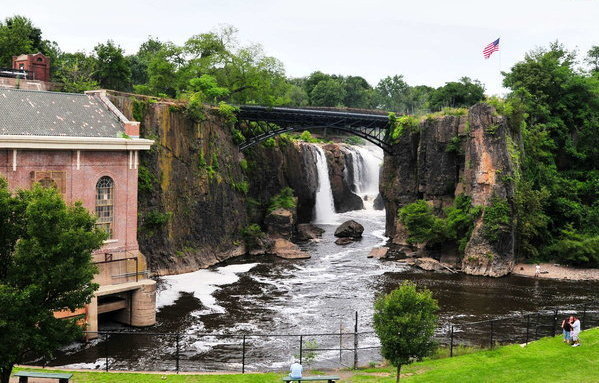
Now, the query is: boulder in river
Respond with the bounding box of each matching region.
[271,238,311,259]
[296,223,325,241]
[373,193,385,210]
[334,220,364,238]
[368,247,389,259]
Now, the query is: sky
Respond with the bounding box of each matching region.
[2,0,598,95]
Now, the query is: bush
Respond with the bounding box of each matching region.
[483,196,511,242]
[268,187,297,212]
[138,165,158,193]
[344,136,365,145]
[143,210,172,229]
[241,224,266,249]
[398,196,480,251]
[388,114,419,143]
[546,228,599,267]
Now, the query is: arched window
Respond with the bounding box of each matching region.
[96,176,114,238]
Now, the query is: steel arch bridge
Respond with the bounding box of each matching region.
[235,105,394,154]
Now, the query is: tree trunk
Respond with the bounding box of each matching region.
[396,364,402,383]
[1,365,13,383]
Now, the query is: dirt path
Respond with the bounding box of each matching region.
[512,263,599,281]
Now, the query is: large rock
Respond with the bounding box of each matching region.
[322,144,364,212]
[368,247,389,259]
[335,237,356,246]
[373,193,385,210]
[380,103,516,277]
[334,220,364,238]
[296,223,325,241]
[265,208,295,240]
[271,238,311,259]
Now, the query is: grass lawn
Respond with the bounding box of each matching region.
[14,328,599,382]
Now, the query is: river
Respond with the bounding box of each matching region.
[45,144,599,372]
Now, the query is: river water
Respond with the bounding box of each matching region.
[46,144,599,372]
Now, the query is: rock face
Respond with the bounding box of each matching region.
[271,238,310,259]
[108,93,249,275]
[368,247,389,259]
[265,208,295,240]
[334,220,364,238]
[380,104,516,277]
[296,223,325,241]
[244,141,319,224]
[323,144,364,212]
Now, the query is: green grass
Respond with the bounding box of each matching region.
[14,328,599,382]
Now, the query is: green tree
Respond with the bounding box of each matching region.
[0,180,106,383]
[310,78,346,106]
[0,15,49,67]
[343,75,374,108]
[373,281,439,382]
[375,75,410,112]
[93,40,132,91]
[53,52,99,93]
[428,77,485,111]
[586,45,599,73]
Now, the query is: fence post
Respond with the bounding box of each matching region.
[353,311,359,369]
[449,325,454,357]
[104,333,109,372]
[299,335,303,365]
[489,320,494,349]
[525,315,530,345]
[242,335,246,374]
[175,333,180,374]
[553,309,558,337]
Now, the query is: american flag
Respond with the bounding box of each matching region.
[483,38,500,59]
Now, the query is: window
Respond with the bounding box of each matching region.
[96,176,114,238]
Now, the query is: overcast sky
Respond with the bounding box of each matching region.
[3,0,598,95]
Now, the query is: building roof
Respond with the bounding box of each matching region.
[0,88,124,138]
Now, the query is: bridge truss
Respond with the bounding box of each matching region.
[236,105,394,154]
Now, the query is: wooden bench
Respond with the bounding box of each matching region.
[14,371,73,383]
[282,376,341,383]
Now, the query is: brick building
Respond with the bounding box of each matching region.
[0,88,156,337]
[12,53,50,82]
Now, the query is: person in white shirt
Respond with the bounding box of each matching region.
[535,264,541,277]
[289,362,303,379]
[570,316,581,347]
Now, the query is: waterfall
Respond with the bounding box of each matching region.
[313,145,338,224]
[345,145,383,210]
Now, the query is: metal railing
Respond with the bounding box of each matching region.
[30,300,598,373]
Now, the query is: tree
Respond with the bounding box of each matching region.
[93,40,132,91]
[373,281,439,382]
[0,16,47,67]
[375,75,410,112]
[0,180,106,383]
[53,52,99,93]
[586,45,599,73]
[310,78,346,106]
[428,77,485,111]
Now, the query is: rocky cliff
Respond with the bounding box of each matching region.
[106,92,365,274]
[108,92,249,275]
[380,104,517,276]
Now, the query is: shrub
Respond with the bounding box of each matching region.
[232,181,249,194]
[483,196,511,242]
[546,228,599,267]
[398,200,441,244]
[143,210,172,229]
[138,165,158,193]
[268,187,297,212]
[388,114,419,143]
[344,136,365,145]
[241,224,266,249]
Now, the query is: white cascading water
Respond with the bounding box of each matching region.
[313,145,338,224]
[346,145,383,209]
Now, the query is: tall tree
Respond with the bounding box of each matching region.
[0,15,51,67]
[310,78,346,107]
[53,52,99,93]
[373,281,439,382]
[428,77,485,111]
[93,40,131,91]
[586,45,599,73]
[0,180,106,383]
